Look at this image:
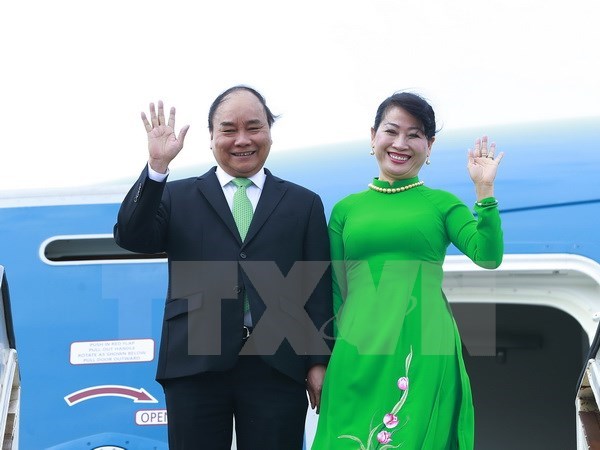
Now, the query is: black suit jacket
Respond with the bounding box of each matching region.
[114,166,332,384]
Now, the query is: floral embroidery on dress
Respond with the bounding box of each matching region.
[338,347,412,449]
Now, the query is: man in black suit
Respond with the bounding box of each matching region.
[114,86,332,449]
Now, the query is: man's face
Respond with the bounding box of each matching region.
[210,90,272,177]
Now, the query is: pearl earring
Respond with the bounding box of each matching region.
[425,156,431,165]
[370,148,375,155]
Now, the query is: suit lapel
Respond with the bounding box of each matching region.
[245,169,287,244]
[195,168,242,243]
[194,168,287,246]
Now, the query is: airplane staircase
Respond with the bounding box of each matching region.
[0,267,19,449]
[577,320,600,449]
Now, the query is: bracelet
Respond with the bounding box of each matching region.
[475,200,499,208]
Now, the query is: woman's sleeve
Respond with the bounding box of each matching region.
[328,203,348,337]
[445,196,504,269]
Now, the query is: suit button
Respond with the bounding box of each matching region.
[240,252,247,259]
[234,285,242,294]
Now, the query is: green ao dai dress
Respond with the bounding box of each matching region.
[311,176,503,450]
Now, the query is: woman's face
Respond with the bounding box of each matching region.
[371,106,434,183]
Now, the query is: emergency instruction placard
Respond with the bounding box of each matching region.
[70,338,155,365]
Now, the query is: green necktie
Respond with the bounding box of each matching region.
[232,178,253,241]
[232,178,253,314]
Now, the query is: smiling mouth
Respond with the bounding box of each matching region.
[388,153,409,162]
[233,151,256,157]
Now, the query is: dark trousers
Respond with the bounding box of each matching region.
[163,355,308,450]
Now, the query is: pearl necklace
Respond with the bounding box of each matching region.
[368,180,424,194]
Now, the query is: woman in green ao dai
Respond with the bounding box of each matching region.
[312,92,504,450]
